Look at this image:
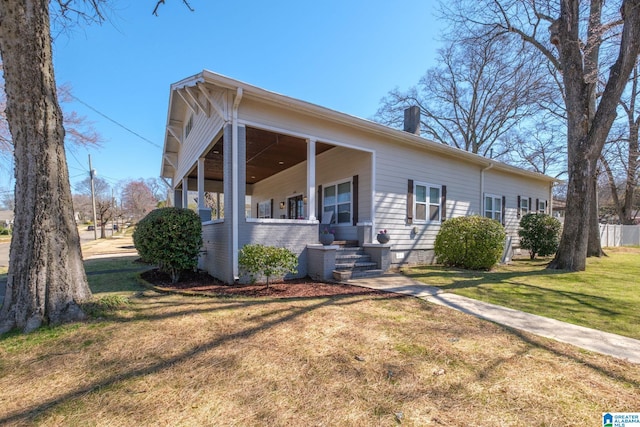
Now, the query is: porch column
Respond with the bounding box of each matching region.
[197,157,211,221]
[182,176,189,208]
[307,138,317,221]
[174,188,183,208]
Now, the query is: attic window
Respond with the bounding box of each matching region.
[184,114,194,139]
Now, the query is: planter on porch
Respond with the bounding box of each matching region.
[376,231,390,244]
[319,233,335,245]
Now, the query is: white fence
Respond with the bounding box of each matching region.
[600,224,640,247]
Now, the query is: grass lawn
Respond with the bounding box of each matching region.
[404,247,640,340]
[0,256,639,425]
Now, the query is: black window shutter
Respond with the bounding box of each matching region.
[517,195,521,219]
[501,196,506,225]
[270,199,274,219]
[536,198,539,214]
[256,202,258,218]
[317,185,322,222]
[352,175,359,225]
[441,185,447,222]
[407,179,414,224]
[529,197,532,213]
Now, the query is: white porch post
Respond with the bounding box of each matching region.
[197,157,211,221]
[307,138,317,221]
[182,176,189,208]
[198,157,205,209]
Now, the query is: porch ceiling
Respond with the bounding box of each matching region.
[189,127,334,185]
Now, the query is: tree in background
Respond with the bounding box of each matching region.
[440,0,640,271]
[599,62,640,224]
[375,34,551,160]
[121,179,158,222]
[75,176,113,238]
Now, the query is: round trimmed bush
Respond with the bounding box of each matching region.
[133,207,202,283]
[238,244,298,288]
[434,216,506,270]
[518,213,562,259]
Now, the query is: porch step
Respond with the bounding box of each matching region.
[333,240,359,248]
[333,245,385,281]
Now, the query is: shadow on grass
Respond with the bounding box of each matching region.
[0,292,403,425]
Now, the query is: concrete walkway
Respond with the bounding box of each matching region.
[348,273,640,365]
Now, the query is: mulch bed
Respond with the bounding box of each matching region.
[140,269,394,299]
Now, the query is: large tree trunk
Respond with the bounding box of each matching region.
[548,0,640,271]
[0,0,92,333]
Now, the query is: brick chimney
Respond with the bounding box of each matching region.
[403,106,421,135]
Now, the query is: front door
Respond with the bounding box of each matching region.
[288,195,304,219]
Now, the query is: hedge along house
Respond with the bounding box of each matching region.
[160,70,557,284]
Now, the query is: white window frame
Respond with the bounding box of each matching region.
[322,178,352,226]
[537,199,546,214]
[257,200,272,219]
[414,181,442,223]
[520,196,530,217]
[484,193,502,222]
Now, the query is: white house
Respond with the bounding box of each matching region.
[160,70,557,284]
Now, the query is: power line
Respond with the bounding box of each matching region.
[69,94,162,149]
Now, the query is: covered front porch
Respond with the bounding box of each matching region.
[173,122,376,283]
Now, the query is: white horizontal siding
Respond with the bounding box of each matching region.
[484,169,552,245]
[373,141,480,251]
[175,100,225,185]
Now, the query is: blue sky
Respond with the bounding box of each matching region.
[37,1,444,192]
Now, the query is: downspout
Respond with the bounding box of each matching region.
[480,162,494,213]
[232,87,243,281]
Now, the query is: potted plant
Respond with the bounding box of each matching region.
[319,227,335,245]
[376,229,390,244]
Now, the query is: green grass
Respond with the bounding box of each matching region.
[404,248,640,340]
[84,256,150,295]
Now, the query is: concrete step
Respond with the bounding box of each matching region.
[351,269,385,279]
[335,261,378,271]
[336,247,366,256]
[333,240,359,248]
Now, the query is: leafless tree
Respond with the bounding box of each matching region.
[442,0,640,271]
[121,179,158,222]
[599,62,640,224]
[75,176,113,238]
[375,34,551,159]
[504,120,567,177]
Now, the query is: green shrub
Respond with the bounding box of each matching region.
[238,244,298,288]
[434,216,506,270]
[518,213,562,259]
[0,227,10,236]
[133,207,202,283]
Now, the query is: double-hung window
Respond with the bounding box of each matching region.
[484,194,502,222]
[520,196,530,217]
[258,200,272,219]
[415,182,441,222]
[537,199,546,214]
[323,180,351,225]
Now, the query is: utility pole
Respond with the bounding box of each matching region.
[89,154,98,240]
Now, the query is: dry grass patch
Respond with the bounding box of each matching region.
[0,290,639,426]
